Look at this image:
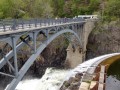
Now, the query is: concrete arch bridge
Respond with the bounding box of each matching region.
[0,18,95,90]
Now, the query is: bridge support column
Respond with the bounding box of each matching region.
[65,44,83,68]
[33,32,37,53]
[11,37,18,77]
[82,20,95,61]
[45,29,50,40]
[64,20,95,68]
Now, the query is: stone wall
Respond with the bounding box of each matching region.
[65,20,95,68]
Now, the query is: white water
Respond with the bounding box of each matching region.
[6,53,120,90]
[15,68,70,90]
[13,58,95,90]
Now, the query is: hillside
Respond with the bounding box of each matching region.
[0,0,119,21]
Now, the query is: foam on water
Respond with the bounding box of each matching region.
[6,53,120,90]
[15,79,40,90]
[14,55,105,90]
[15,68,70,90]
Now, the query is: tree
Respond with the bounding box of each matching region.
[0,0,53,19]
[104,0,120,21]
[89,0,100,13]
[50,0,65,17]
[0,0,25,19]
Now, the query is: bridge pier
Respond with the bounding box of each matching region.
[64,20,95,68]
[11,37,18,77]
[65,44,83,68]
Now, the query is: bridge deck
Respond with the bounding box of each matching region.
[0,18,85,37]
[0,22,83,35]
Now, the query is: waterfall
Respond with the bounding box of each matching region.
[5,53,120,90]
[6,68,70,90]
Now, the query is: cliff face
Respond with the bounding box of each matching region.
[86,21,120,59]
[27,36,68,77]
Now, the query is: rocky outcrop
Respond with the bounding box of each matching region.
[86,21,120,59]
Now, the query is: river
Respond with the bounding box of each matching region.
[5,53,120,90]
[5,68,70,90]
[106,59,120,90]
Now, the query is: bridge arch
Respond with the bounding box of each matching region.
[0,19,97,90]
[6,29,82,90]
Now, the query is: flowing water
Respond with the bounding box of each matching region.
[6,55,99,90]
[106,59,120,90]
[6,68,71,90]
[5,54,120,90]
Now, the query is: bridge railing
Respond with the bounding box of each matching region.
[0,18,84,32]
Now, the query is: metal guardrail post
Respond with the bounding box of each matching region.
[12,19,17,30]
[2,21,6,32]
[51,19,53,25]
[44,19,46,26]
[40,19,43,26]
[34,19,37,27]
[21,19,24,29]
[39,19,41,26]
[48,19,50,26]
[28,20,31,28]
[33,32,36,53]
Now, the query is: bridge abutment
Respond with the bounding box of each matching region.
[65,44,83,68]
[64,20,95,68]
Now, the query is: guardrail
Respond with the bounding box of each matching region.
[0,18,84,32]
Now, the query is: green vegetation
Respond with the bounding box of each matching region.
[50,0,100,18]
[0,0,100,18]
[0,0,52,19]
[0,0,119,22]
[103,0,120,22]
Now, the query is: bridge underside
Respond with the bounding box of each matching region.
[0,21,85,90]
